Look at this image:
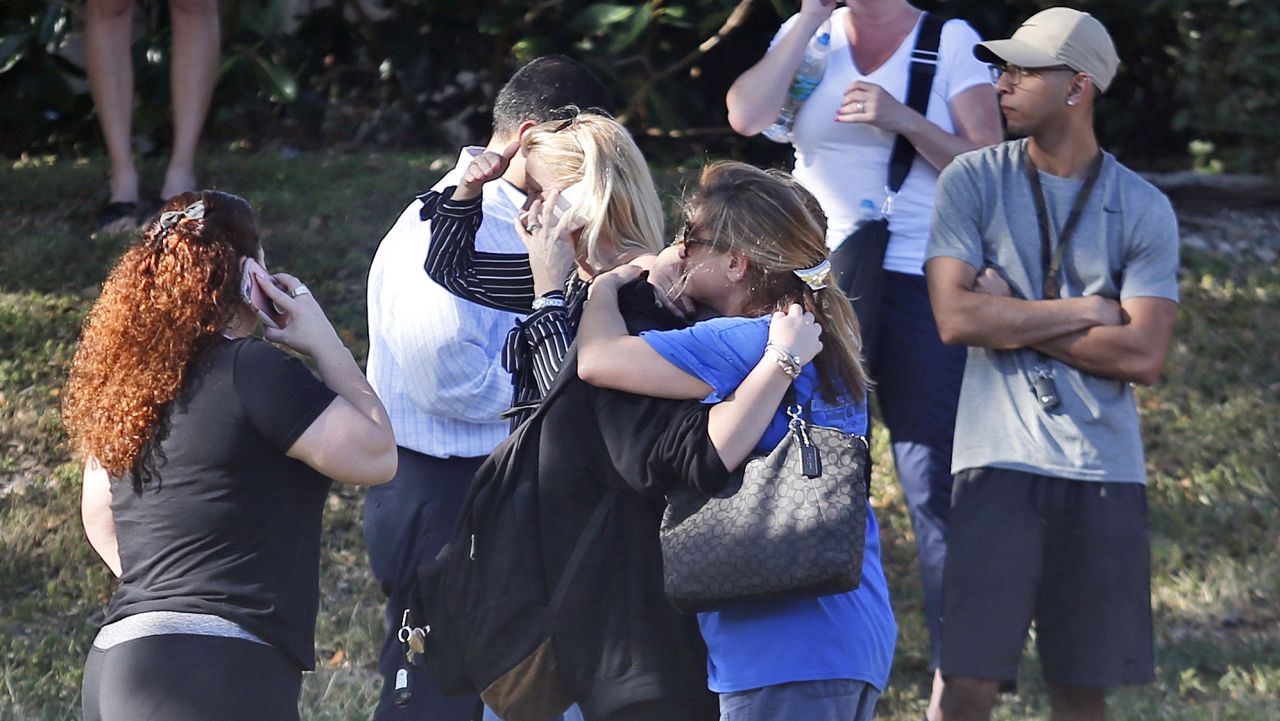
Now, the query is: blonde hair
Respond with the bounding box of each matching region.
[522,111,665,271]
[688,161,869,402]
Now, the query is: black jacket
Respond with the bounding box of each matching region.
[508,283,728,719]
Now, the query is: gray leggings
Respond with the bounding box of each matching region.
[82,634,302,721]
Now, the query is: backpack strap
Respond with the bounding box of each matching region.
[549,488,618,614]
[885,12,945,196]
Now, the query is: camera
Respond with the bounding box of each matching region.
[1032,368,1060,411]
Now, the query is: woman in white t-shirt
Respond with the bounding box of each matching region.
[727,1,1001,717]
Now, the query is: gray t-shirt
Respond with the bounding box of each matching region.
[927,139,1179,483]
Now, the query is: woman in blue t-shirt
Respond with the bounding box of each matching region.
[578,161,896,721]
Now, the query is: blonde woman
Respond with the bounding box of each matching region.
[422,110,665,424]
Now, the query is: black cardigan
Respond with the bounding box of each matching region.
[471,282,727,720]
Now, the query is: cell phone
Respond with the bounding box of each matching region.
[239,257,284,329]
[554,182,585,215]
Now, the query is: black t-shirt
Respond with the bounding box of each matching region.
[105,337,338,670]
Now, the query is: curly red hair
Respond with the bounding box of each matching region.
[63,190,260,489]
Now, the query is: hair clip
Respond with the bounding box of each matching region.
[793,259,831,291]
[157,200,206,234]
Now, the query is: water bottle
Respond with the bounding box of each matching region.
[856,198,878,224]
[763,20,832,143]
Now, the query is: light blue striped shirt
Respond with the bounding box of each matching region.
[366,147,526,458]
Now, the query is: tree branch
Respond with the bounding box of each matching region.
[617,0,759,125]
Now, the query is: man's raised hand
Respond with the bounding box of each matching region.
[453,140,522,201]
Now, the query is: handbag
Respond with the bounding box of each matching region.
[660,395,870,613]
[829,13,944,361]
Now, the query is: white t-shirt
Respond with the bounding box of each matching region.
[772,10,990,274]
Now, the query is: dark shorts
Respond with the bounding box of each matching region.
[940,467,1155,689]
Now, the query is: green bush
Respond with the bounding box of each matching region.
[2,1,1278,173]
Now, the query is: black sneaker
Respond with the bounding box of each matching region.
[96,201,139,235]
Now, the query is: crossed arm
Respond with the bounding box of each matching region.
[926,257,1178,385]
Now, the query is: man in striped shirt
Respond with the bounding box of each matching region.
[362,56,610,721]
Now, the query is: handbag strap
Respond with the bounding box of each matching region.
[783,385,803,423]
[885,12,944,198]
[783,386,827,478]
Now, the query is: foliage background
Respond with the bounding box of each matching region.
[2,0,1279,173]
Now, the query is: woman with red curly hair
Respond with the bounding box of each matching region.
[64,190,397,721]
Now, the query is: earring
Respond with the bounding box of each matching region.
[1066,99,1077,106]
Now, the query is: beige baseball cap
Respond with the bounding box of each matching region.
[974,7,1119,92]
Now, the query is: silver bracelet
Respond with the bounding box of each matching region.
[764,343,802,379]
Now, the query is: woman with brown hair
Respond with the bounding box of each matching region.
[578,161,896,720]
[64,190,397,721]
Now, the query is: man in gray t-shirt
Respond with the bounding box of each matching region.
[923,8,1179,721]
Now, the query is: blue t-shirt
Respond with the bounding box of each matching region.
[641,316,897,692]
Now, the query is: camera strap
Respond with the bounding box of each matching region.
[1021,147,1104,411]
[1023,149,1104,300]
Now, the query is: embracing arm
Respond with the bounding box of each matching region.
[82,458,121,577]
[595,303,823,493]
[926,257,1122,349]
[1032,297,1177,385]
[577,268,712,399]
[422,189,536,313]
[582,268,823,471]
[706,306,822,470]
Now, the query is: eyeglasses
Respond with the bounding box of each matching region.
[548,106,613,133]
[676,220,720,252]
[988,63,1076,86]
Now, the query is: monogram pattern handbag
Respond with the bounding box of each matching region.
[660,401,870,614]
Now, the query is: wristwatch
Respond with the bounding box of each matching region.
[531,294,566,311]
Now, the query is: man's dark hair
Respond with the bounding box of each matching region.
[492,56,612,137]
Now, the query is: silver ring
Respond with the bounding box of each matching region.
[290,284,311,298]
[856,101,866,114]
[526,223,543,232]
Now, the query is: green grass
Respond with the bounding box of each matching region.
[1,150,1277,720]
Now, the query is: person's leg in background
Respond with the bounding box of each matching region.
[163,0,219,200]
[868,271,966,718]
[85,0,140,230]
[363,449,484,721]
